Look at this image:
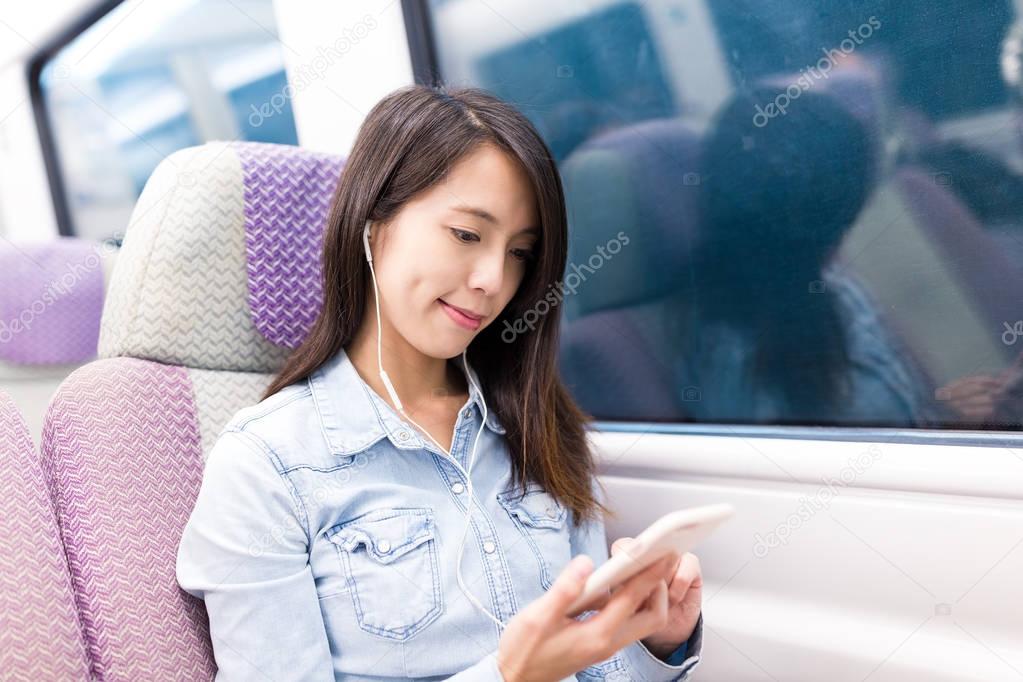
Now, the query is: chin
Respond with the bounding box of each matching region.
[410,332,469,361]
[440,340,474,359]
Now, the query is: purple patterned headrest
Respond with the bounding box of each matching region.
[0,238,107,365]
[98,142,344,372]
[238,144,345,348]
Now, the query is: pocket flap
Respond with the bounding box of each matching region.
[326,508,435,564]
[497,485,567,530]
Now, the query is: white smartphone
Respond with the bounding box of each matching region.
[565,503,735,618]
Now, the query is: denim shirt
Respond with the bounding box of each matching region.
[176,347,704,681]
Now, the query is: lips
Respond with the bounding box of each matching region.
[440,300,484,321]
[439,299,484,331]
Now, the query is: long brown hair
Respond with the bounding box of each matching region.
[262,84,611,527]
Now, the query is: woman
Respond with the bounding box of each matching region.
[176,84,704,681]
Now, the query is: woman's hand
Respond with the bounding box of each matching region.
[496,552,676,682]
[610,538,703,660]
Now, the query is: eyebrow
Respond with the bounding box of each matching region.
[450,204,539,236]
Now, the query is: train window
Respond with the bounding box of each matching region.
[423,0,1023,431]
[34,0,298,241]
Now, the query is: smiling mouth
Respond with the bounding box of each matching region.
[439,299,483,329]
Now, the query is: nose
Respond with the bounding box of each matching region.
[466,246,507,297]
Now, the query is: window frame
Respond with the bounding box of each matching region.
[27,0,126,238]
[401,0,441,87]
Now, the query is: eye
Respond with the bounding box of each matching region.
[451,226,534,262]
[511,248,536,263]
[450,227,480,243]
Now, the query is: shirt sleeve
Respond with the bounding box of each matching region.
[175,429,334,681]
[568,478,704,681]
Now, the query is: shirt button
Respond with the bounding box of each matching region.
[462,408,473,419]
[451,482,465,494]
[397,430,410,441]
[376,540,391,553]
[483,541,496,554]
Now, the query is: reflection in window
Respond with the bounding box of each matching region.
[38,0,298,241]
[427,0,1023,431]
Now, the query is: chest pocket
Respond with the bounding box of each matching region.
[325,507,443,640]
[497,485,572,590]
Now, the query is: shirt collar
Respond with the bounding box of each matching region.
[308,346,506,457]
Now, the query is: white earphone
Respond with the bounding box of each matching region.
[362,219,506,631]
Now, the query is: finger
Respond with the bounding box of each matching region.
[653,551,682,595]
[540,554,593,624]
[951,385,999,401]
[608,543,651,582]
[667,553,700,604]
[957,376,998,386]
[587,591,612,611]
[962,376,1003,386]
[947,378,1002,397]
[957,402,995,419]
[958,399,995,413]
[588,556,673,626]
[614,579,671,648]
[957,387,1001,399]
[610,537,635,558]
[958,391,998,403]
[666,551,683,578]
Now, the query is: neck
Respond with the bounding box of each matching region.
[346,309,467,412]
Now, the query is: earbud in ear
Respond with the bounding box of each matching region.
[362,219,374,263]
[362,220,373,263]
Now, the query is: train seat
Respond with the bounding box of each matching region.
[0,238,116,440]
[40,141,343,679]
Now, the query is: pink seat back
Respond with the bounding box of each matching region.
[0,391,89,679]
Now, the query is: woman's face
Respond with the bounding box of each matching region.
[367,142,540,359]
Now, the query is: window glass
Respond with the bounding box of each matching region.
[38,0,298,241]
[428,0,1023,430]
